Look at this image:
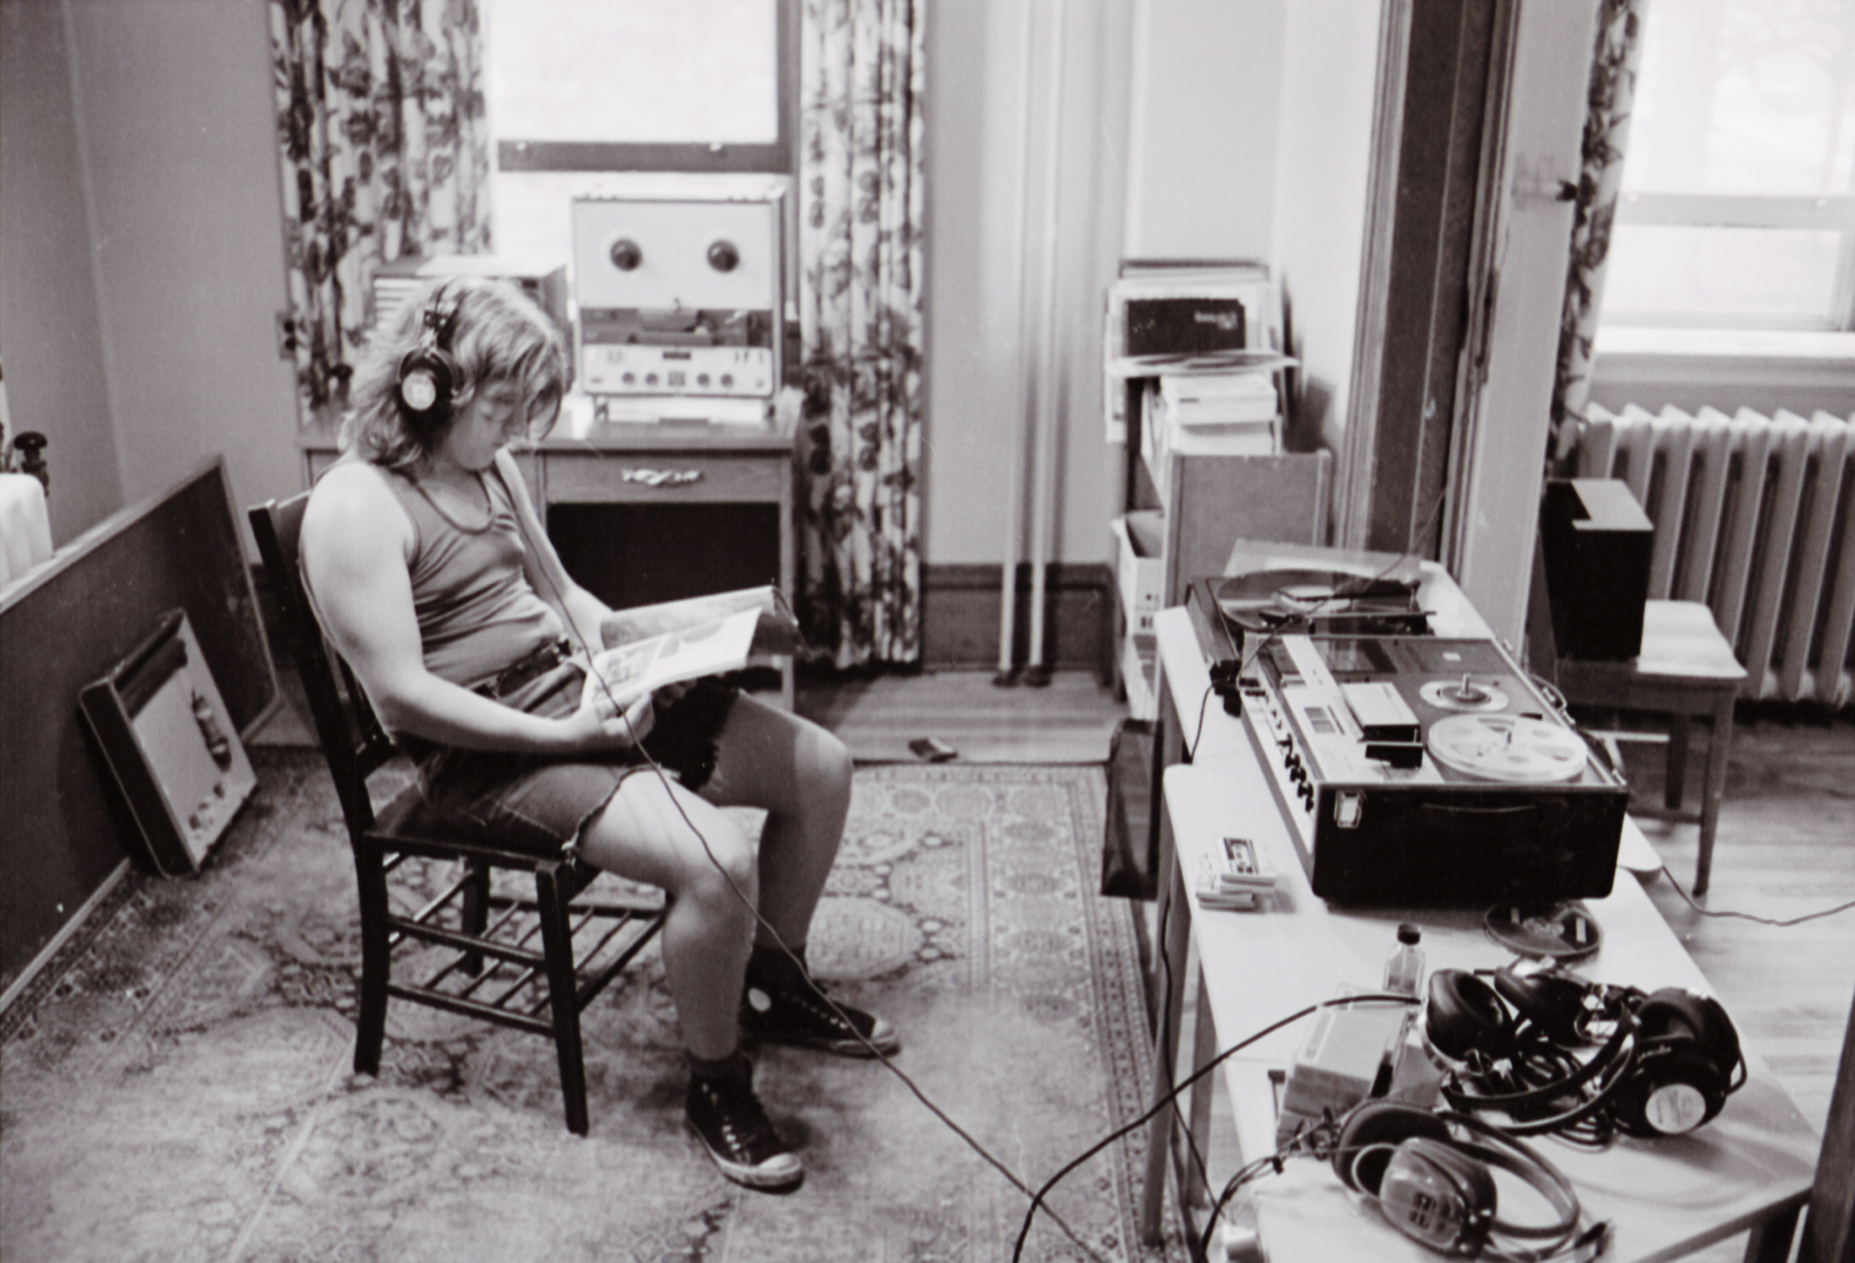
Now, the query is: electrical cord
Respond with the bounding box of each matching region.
[510,497,1115,1262]
[1009,992,1419,1263]
[1655,866,1855,926]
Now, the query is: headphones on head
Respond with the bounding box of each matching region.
[396,281,464,435]
[1424,966,1744,1142]
[1330,1099,1589,1260]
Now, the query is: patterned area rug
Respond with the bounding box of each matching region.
[1,751,1187,1263]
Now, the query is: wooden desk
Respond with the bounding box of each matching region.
[301,403,797,705]
[1139,606,1819,1261]
[1555,600,1748,896]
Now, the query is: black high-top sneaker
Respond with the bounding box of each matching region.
[684,1052,803,1191]
[739,945,901,1057]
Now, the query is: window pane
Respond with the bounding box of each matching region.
[484,0,779,145]
[1602,224,1842,325]
[1626,0,1855,196]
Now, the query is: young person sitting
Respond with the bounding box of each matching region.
[299,275,896,1191]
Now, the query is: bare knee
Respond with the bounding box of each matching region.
[796,726,853,812]
[676,818,759,910]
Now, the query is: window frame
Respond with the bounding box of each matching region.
[493,0,798,177]
[1604,191,1855,331]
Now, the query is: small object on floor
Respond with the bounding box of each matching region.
[1483,900,1603,961]
[909,736,959,763]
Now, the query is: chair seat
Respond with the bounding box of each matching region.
[1563,600,1747,685]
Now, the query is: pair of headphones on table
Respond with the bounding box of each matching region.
[396,282,464,435]
[1330,1099,1596,1261]
[1424,965,1745,1142]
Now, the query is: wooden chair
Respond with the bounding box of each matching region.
[248,494,664,1135]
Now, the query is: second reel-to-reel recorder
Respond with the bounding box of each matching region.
[1186,548,1629,906]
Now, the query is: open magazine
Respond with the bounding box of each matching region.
[584,585,802,709]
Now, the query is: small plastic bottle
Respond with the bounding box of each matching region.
[1383,922,1425,996]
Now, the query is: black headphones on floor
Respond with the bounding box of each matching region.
[1330,1099,1592,1260]
[397,281,463,435]
[1424,966,1744,1141]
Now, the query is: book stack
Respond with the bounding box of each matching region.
[1155,370,1280,452]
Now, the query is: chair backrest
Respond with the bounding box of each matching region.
[248,495,401,835]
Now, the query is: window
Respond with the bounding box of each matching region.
[1602,0,1855,331]
[483,0,792,174]
[480,0,795,268]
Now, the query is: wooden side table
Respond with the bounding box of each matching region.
[1555,599,1748,896]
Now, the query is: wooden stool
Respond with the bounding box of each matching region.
[1555,600,1746,896]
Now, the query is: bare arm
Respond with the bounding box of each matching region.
[299,461,647,754]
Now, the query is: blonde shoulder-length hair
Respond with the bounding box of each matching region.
[339,273,572,472]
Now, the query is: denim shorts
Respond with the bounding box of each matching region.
[412,661,738,858]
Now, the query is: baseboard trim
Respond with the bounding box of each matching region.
[922,561,1114,671]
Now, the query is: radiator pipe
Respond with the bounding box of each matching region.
[994,0,1041,687]
[1021,0,1066,689]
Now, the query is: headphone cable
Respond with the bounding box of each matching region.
[507,482,1115,1262]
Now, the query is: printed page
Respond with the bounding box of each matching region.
[582,607,760,709]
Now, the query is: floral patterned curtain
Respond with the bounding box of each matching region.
[795,0,925,669]
[270,0,490,415]
[1549,0,1650,471]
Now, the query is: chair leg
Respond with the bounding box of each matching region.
[350,841,392,1077]
[1694,695,1735,898]
[461,858,490,977]
[535,860,591,1137]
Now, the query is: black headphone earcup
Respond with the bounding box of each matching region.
[1492,966,1593,1045]
[1332,1100,1452,1196]
[1638,989,1741,1065]
[1617,990,1741,1136]
[397,346,458,429]
[1425,969,1510,1062]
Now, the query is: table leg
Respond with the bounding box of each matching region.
[1696,690,1735,897]
[1141,820,1193,1245]
[1666,713,1691,810]
[1743,1202,1801,1263]
[1183,959,1219,1228]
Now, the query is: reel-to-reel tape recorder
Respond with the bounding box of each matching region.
[1186,550,1628,906]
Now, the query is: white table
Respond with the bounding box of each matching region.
[1139,601,1820,1261]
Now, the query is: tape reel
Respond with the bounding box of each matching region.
[1426,713,1590,783]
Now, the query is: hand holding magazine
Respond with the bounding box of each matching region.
[585,586,803,710]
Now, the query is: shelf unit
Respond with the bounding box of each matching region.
[1110,376,1332,718]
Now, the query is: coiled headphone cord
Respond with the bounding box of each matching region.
[511,493,1114,1262]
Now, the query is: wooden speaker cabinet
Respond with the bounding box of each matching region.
[80,609,256,876]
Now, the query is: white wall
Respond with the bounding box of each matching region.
[1123,0,1284,262]
[0,0,302,549]
[62,0,301,525]
[1269,0,1385,462]
[0,0,119,543]
[921,0,1135,567]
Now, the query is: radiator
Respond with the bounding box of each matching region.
[1574,405,1855,707]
